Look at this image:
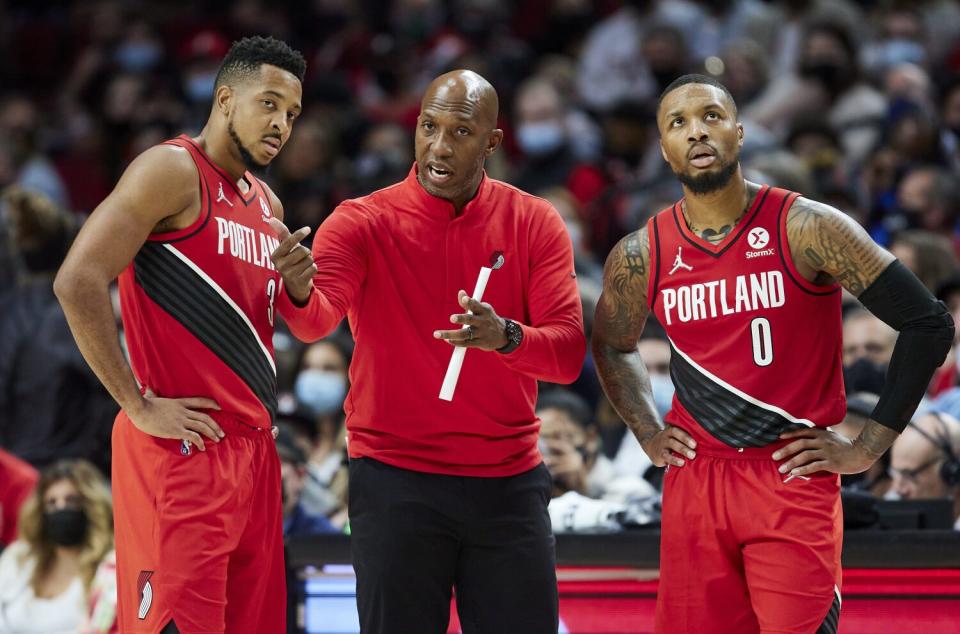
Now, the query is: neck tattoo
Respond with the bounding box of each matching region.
[683,198,750,244]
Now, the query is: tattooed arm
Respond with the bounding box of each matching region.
[592,228,697,467]
[774,197,952,476]
[784,196,894,294]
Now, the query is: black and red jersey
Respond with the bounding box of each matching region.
[647,186,846,450]
[117,135,282,428]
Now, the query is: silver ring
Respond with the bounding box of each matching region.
[466,326,474,341]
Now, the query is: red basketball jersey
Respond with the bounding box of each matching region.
[647,185,846,450]
[117,135,282,428]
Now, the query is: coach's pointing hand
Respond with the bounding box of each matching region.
[129,388,224,451]
[268,217,316,305]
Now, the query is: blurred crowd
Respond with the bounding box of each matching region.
[4,0,960,629]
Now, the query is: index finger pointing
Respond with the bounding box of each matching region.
[266,217,291,241]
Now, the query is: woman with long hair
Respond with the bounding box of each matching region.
[0,459,116,633]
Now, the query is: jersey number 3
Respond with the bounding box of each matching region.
[266,278,277,327]
[751,317,773,367]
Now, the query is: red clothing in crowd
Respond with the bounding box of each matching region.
[0,449,38,546]
[278,165,586,476]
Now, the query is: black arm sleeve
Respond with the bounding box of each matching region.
[857,260,955,432]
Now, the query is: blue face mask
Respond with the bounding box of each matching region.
[115,42,162,72]
[875,39,925,68]
[185,72,217,103]
[649,374,675,418]
[517,122,565,156]
[295,369,347,416]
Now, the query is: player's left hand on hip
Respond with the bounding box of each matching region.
[433,289,509,351]
[267,217,317,306]
[773,427,875,477]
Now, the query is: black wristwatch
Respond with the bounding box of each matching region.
[497,318,523,354]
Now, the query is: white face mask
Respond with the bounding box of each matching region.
[649,374,675,418]
[565,220,584,252]
[516,121,565,156]
[294,369,347,416]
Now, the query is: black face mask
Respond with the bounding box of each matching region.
[799,61,851,95]
[43,509,88,547]
[843,358,888,395]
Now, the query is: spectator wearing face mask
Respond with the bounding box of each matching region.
[276,425,338,538]
[511,77,605,210]
[748,19,886,164]
[0,459,116,634]
[842,307,897,394]
[892,166,960,249]
[293,336,351,518]
[861,6,928,78]
[605,330,672,484]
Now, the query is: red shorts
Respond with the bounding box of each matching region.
[655,442,842,634]
[111,411,285,633]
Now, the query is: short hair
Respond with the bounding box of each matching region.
[536,389,593,429]
[215,36,306,89]
[657,73,738,117]
[804,20,857,66]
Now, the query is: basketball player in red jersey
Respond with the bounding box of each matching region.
[54,37,312,633]
[593,74,954,634]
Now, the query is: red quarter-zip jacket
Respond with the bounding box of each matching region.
[277,165,586,476]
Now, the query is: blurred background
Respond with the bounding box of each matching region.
[3,1,960,632]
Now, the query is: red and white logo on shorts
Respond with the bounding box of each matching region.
[137,570,154,620]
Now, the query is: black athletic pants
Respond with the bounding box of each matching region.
[348,457,558,634]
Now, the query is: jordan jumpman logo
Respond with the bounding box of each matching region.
[216,182,234,207]
[669,247,693,275]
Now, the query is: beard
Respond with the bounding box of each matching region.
[228,120,266,170]
[674,158,739,195]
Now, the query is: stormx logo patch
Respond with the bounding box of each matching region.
[746,228,775,258]
[138,570,154,620]
[748,228,770,249]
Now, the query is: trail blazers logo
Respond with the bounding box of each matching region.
[138,570,154,620]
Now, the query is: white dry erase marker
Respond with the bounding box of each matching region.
[439,252,505,401]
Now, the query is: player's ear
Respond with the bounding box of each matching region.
[737,122,744,147]
[214,84,233,116]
